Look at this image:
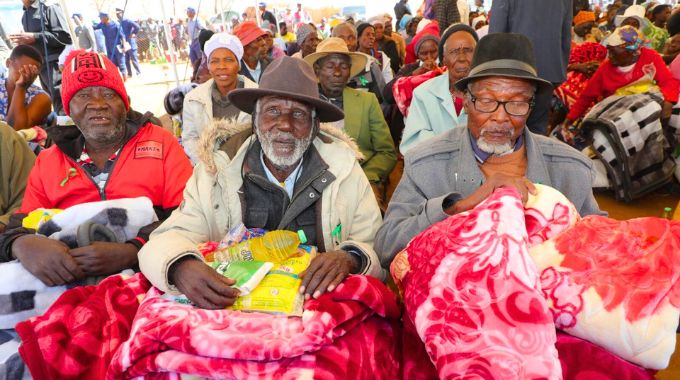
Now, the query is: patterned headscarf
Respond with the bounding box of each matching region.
[605,25,649,51]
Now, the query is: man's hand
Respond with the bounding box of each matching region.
[8,33,36,45]
[169,257,239,309]
[299,250,357,299]
[12,234,85,286]
[70,242,138,276]
[447,173,537,215]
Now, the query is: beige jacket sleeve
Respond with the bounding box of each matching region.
[0,124,35,226]
[181,94,209,165]
[138,164,211,293]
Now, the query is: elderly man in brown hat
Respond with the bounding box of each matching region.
[375,33,604,267]
[139,56,385,309]
[305,37,396,210]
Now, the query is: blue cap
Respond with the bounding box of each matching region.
[99,11,109,17]
[72,13,82,18]
[187,6,196,12]
[258,2,266,7]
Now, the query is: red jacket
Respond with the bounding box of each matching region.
[20,114,192,213]
[567,47,680,121]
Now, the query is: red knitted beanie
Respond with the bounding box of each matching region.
[61,50,129,116]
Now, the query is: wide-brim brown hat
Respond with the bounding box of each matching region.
[454,33,553,97]
[228,56,344,122]
[303,37,368,78]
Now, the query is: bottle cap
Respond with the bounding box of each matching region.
[297,229,307,244]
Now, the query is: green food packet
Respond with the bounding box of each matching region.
[212,261,273,295]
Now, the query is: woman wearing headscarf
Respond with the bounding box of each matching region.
[181,33,258,164]
[383,32,442,146]
[400,24,478,153]
[356,22,394,84]
[565,26,678,126]
[368,16,402,74]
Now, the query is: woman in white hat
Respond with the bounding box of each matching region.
[181,33,258,164]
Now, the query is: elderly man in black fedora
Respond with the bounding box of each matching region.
[375,33,605,267]
[139,56,385,309]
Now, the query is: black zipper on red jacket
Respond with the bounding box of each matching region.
[67,151,123,201]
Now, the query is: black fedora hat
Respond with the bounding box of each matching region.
[228,56,344,122]
[454,33,552,97]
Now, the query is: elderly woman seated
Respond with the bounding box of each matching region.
[181,33,258,164]
[399,24,479,154]
[0,45,52,131]
[562,26,678,137]
[560,26,679,201]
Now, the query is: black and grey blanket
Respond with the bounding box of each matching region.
[581,92,676,202]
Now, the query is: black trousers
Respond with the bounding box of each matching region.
[38,60,63,115]
[526,82,558,136]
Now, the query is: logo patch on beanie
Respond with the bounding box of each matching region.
[71,53,107,83]
[135,141,163,159]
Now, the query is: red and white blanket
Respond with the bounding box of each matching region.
[16,273,151,380]
[17,273,401,379]
[108,275,401,379]
[392,185,678,379]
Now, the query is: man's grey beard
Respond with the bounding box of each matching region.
[477,127,514,155]
[256,128,313,170]
[477,138,513,155]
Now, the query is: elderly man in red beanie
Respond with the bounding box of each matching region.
[0,50,193,287]
[233,21,270,82]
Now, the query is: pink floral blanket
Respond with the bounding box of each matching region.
[394,187,562,379]
[392,185,677,378]
[107,275,402,379]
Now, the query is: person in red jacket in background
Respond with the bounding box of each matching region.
[0,50,193,286]
[565,25,679,126]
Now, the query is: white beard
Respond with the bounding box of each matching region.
[256,128,313,169]
[477,138,514,155]
[477,127,515,155]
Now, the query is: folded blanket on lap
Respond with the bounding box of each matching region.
[16,274,401,379]
[16,273,151,380]
[109,275,401,379]
[393,184,678,378]
[35,196,157,247]
[399,187,562,379]
[0,197,156,330]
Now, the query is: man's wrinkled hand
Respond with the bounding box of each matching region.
[448,173,537,215]
[169,257,239,309]
[299,250,356,299]
[70,242,138,276]
[9,33,36,45]
[484,173,537,205]
[12,234,85,286]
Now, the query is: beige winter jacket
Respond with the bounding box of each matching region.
[139,119,386,294]
[181,76,258,164]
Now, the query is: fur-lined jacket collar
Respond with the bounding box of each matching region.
[197,118,364,176]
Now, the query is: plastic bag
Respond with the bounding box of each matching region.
[212,260,273,295]
[228,245,317,316]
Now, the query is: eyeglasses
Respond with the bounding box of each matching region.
[446,47,475,57]
[467,93,534,116]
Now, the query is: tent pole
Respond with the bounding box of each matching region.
[160,0,181,87]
